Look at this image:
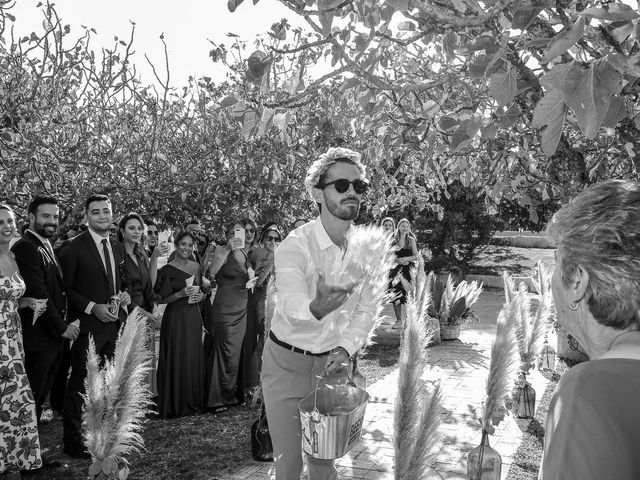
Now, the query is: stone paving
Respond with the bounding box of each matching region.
[219,290,554,480]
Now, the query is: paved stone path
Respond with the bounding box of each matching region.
[220,290,554,480]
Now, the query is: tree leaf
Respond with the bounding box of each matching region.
[219,95,238,108]
[531,88,566,156]
[489,67,517,107]
[227,0,245,12]
[543,16,585,63]
[397,21,416,31]
[318,0,343,36]
[540,61,574,90]
[511,5,543,30]
[386,0,410,11]
[450,117,482,152]
[563,62,622,139]
[602,96,626,128]
[442,31,458,60]
[610,21,635,43]
[451,0,467,13]
[582,4,639,22]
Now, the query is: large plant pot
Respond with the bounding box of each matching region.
[440,325,461,341]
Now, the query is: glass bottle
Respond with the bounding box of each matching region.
[539,342,556,371]
[515,376,536,419]
[467,429,502,480]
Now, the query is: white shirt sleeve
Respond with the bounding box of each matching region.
[274,239,315,323]
[337,286,378,356]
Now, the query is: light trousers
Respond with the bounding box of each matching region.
[262,338,338,480]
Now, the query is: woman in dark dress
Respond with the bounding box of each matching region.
[244,223,280,397]
[154,231,205,419]
[204,220,251,412]
[391,218,418,326]
[117,213,167,396]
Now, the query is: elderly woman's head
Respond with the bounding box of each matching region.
[547,180,640,339]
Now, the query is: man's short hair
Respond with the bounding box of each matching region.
[85,194,110,212]
[186,218,201,227]
[28,195,59,216]
[145,219,157,229]
[304,147,367,197]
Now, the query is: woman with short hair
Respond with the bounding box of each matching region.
[540,180,640,480]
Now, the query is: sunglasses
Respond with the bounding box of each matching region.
[147,231,158,236]
[319,179,369,194]
[266,235,280,241]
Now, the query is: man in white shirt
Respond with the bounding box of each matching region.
[262,147,376,480]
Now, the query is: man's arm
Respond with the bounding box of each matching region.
[12,241,67,337]
[59,241,94,313]
[274,240,316,322]
[336,287,377,356]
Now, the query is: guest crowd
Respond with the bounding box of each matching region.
[0,192,322,477]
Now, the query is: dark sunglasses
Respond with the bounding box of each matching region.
[319,179,369,194]
[147,231,158,236]
[266,235,280,241]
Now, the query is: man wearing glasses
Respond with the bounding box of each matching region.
[262,147,376,479]
[145,220,158,258]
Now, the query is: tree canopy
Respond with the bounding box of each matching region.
[219,0,640,216]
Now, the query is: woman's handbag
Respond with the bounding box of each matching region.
[250,403,273,462]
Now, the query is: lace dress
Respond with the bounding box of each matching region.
[0,272,42,473]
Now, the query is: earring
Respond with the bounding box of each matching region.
[569,302,579,311]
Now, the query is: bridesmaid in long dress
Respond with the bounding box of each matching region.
[0,205,43,478]
[154,231,205,419]
[204,220,251,412]
[117,213,166,398]
[244,223,280,397]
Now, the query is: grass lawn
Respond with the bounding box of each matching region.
[28,342,400,480]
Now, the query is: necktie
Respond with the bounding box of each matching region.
[45,242,58,266]
[102,239,115,296]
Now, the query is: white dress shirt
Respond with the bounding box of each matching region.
[271,217,377,356]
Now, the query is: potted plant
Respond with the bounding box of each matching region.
[425,272,483,340]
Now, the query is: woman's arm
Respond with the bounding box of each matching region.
[157,287,188,305]
[207,245,229,276]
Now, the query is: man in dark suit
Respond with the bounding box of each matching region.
[59,194,130,458]
[12,196,80,421]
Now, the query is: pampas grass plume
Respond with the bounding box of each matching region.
[82,308,153,474]
[394,257,443,480]
[480,304,517,433]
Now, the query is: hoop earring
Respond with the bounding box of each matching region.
[569,302,579,311]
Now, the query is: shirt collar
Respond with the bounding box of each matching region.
[88,227,109,246]
[313,216,337,251]
[27,228,51,247]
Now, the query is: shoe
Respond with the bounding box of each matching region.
[39,408,54,424]
[63,446,91,459]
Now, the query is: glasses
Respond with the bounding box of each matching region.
[319,179,369,194]
[245,227,255,233]
[147,231,158,236]
[266,235,280,241]
[108,228,117,234]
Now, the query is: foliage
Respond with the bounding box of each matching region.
[413,181,505,272]
[225,0,640,214]
[425,271,483,326]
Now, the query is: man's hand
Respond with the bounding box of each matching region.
[91,303,118,322]
[326,347,350,375]
[309,270,357,320]
[61,323,80,341]
[119,291,131,307]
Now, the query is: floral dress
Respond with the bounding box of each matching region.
[0,272,42,473]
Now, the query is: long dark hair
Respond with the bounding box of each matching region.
[117,212,148,262]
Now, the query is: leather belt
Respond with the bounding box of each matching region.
[269,331,331,357]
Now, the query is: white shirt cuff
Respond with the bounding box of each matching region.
[85,301,95,315]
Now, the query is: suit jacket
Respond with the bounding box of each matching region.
[11,231,68,351]
[58,230,129,335]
